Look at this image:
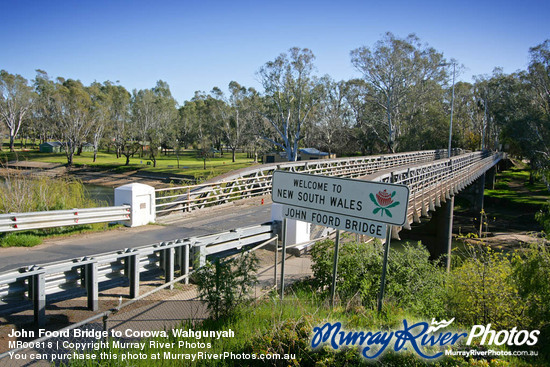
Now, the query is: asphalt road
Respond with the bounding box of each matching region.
[0,199,273,273]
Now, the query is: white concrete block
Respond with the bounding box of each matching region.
[114,183,156,227]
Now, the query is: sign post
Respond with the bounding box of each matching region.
[377,225,392,312]
[330,229,341,307]
[280,218,287,300]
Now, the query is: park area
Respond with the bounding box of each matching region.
[0,144,259,185]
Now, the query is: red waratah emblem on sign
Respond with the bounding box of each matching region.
[369,189,400,218]
[376,190,393,206]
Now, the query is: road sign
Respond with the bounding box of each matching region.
[272,171,410,226]
[281,204,387,238]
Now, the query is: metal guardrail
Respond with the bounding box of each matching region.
[155,148,465,215]
[0,222,276,327]
[0,206,131,233]
[0,232,286,362]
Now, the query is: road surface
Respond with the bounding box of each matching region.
[0,197,273,273]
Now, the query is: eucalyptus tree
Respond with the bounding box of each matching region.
[0,70,35,151]
[314,76,352,156]
[32,70,57,144]
[527,40,550,187]
[211,81,256,162]
[132,81,177,167]
[494,40,550,187]
[350,32,447,153]
[343,78,386,155]
[257,47,320,161]
[176,101,198,150]
[189,91,219,169]
[101,82,135,165]
[241,88,268,163]
[87,82,110,162]
[450,81,484,151]
[171,102,198,168]
[52,78,94,166]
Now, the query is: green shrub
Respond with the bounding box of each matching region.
[0,174,97,213]
[193,251,260,319]
[448,245,523,329]
[535,200,550,234]
[512,243,550,360]
[310,239,448,316]
[0,233,42,247]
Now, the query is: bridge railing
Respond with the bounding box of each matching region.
[155,148,464,215]
[0,222,275,326]
[368,151,504,231]
[0,206,131,233]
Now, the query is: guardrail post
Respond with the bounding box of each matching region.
[30,271,46,327]
[128,254,139,298]
[85,261,98,311]
[192,243,206,268]
[159,249,165,271]
[181,243,189,284]
[165,247,174,289]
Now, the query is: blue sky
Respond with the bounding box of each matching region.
[1,0,549,104]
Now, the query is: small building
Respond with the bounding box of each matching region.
[39,141,63,153]
[299,148,335,160]
[263,151,288,163]
[81,143,94,153]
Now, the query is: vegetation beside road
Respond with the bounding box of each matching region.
[66,238,549,366]
[0,173,121,248]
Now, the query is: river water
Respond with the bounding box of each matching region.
[83,184,115,206]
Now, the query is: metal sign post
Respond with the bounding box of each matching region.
[279,218,287,300]
[330,229,341,308]
[377,225,392,312]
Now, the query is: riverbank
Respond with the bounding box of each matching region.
[0,149,259,188]
[1,161,188,189]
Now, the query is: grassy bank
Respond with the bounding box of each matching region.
[1,148,258,181]
[64,286,541,366]
[485,164,549,208]
[63,238,549,366]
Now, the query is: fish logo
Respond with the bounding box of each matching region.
[369,190,400,217]
[426,318,455,334]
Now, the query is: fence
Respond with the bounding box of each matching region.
[155,148,463,216]
[0,223,276,327]
[0,229,345,365]
[369,151,504,232]
[0,206,131,233]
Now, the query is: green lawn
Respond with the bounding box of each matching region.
[1,148,259,181]
[485,166,549,207]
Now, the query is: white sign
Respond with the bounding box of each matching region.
[272,171,410,226]
[282,204,387,238]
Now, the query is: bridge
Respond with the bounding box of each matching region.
[0,149,504,327]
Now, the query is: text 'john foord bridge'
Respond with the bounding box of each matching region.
[0,148,504,327]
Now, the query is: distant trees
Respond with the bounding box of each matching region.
[0,70,35,152]
[488,40,550,187]
[211,81,257,162]
[350,32,447,153]
[258,47,320,161]
[130,81,178,167]
[1,34,547,171]
[53,79,95,166]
